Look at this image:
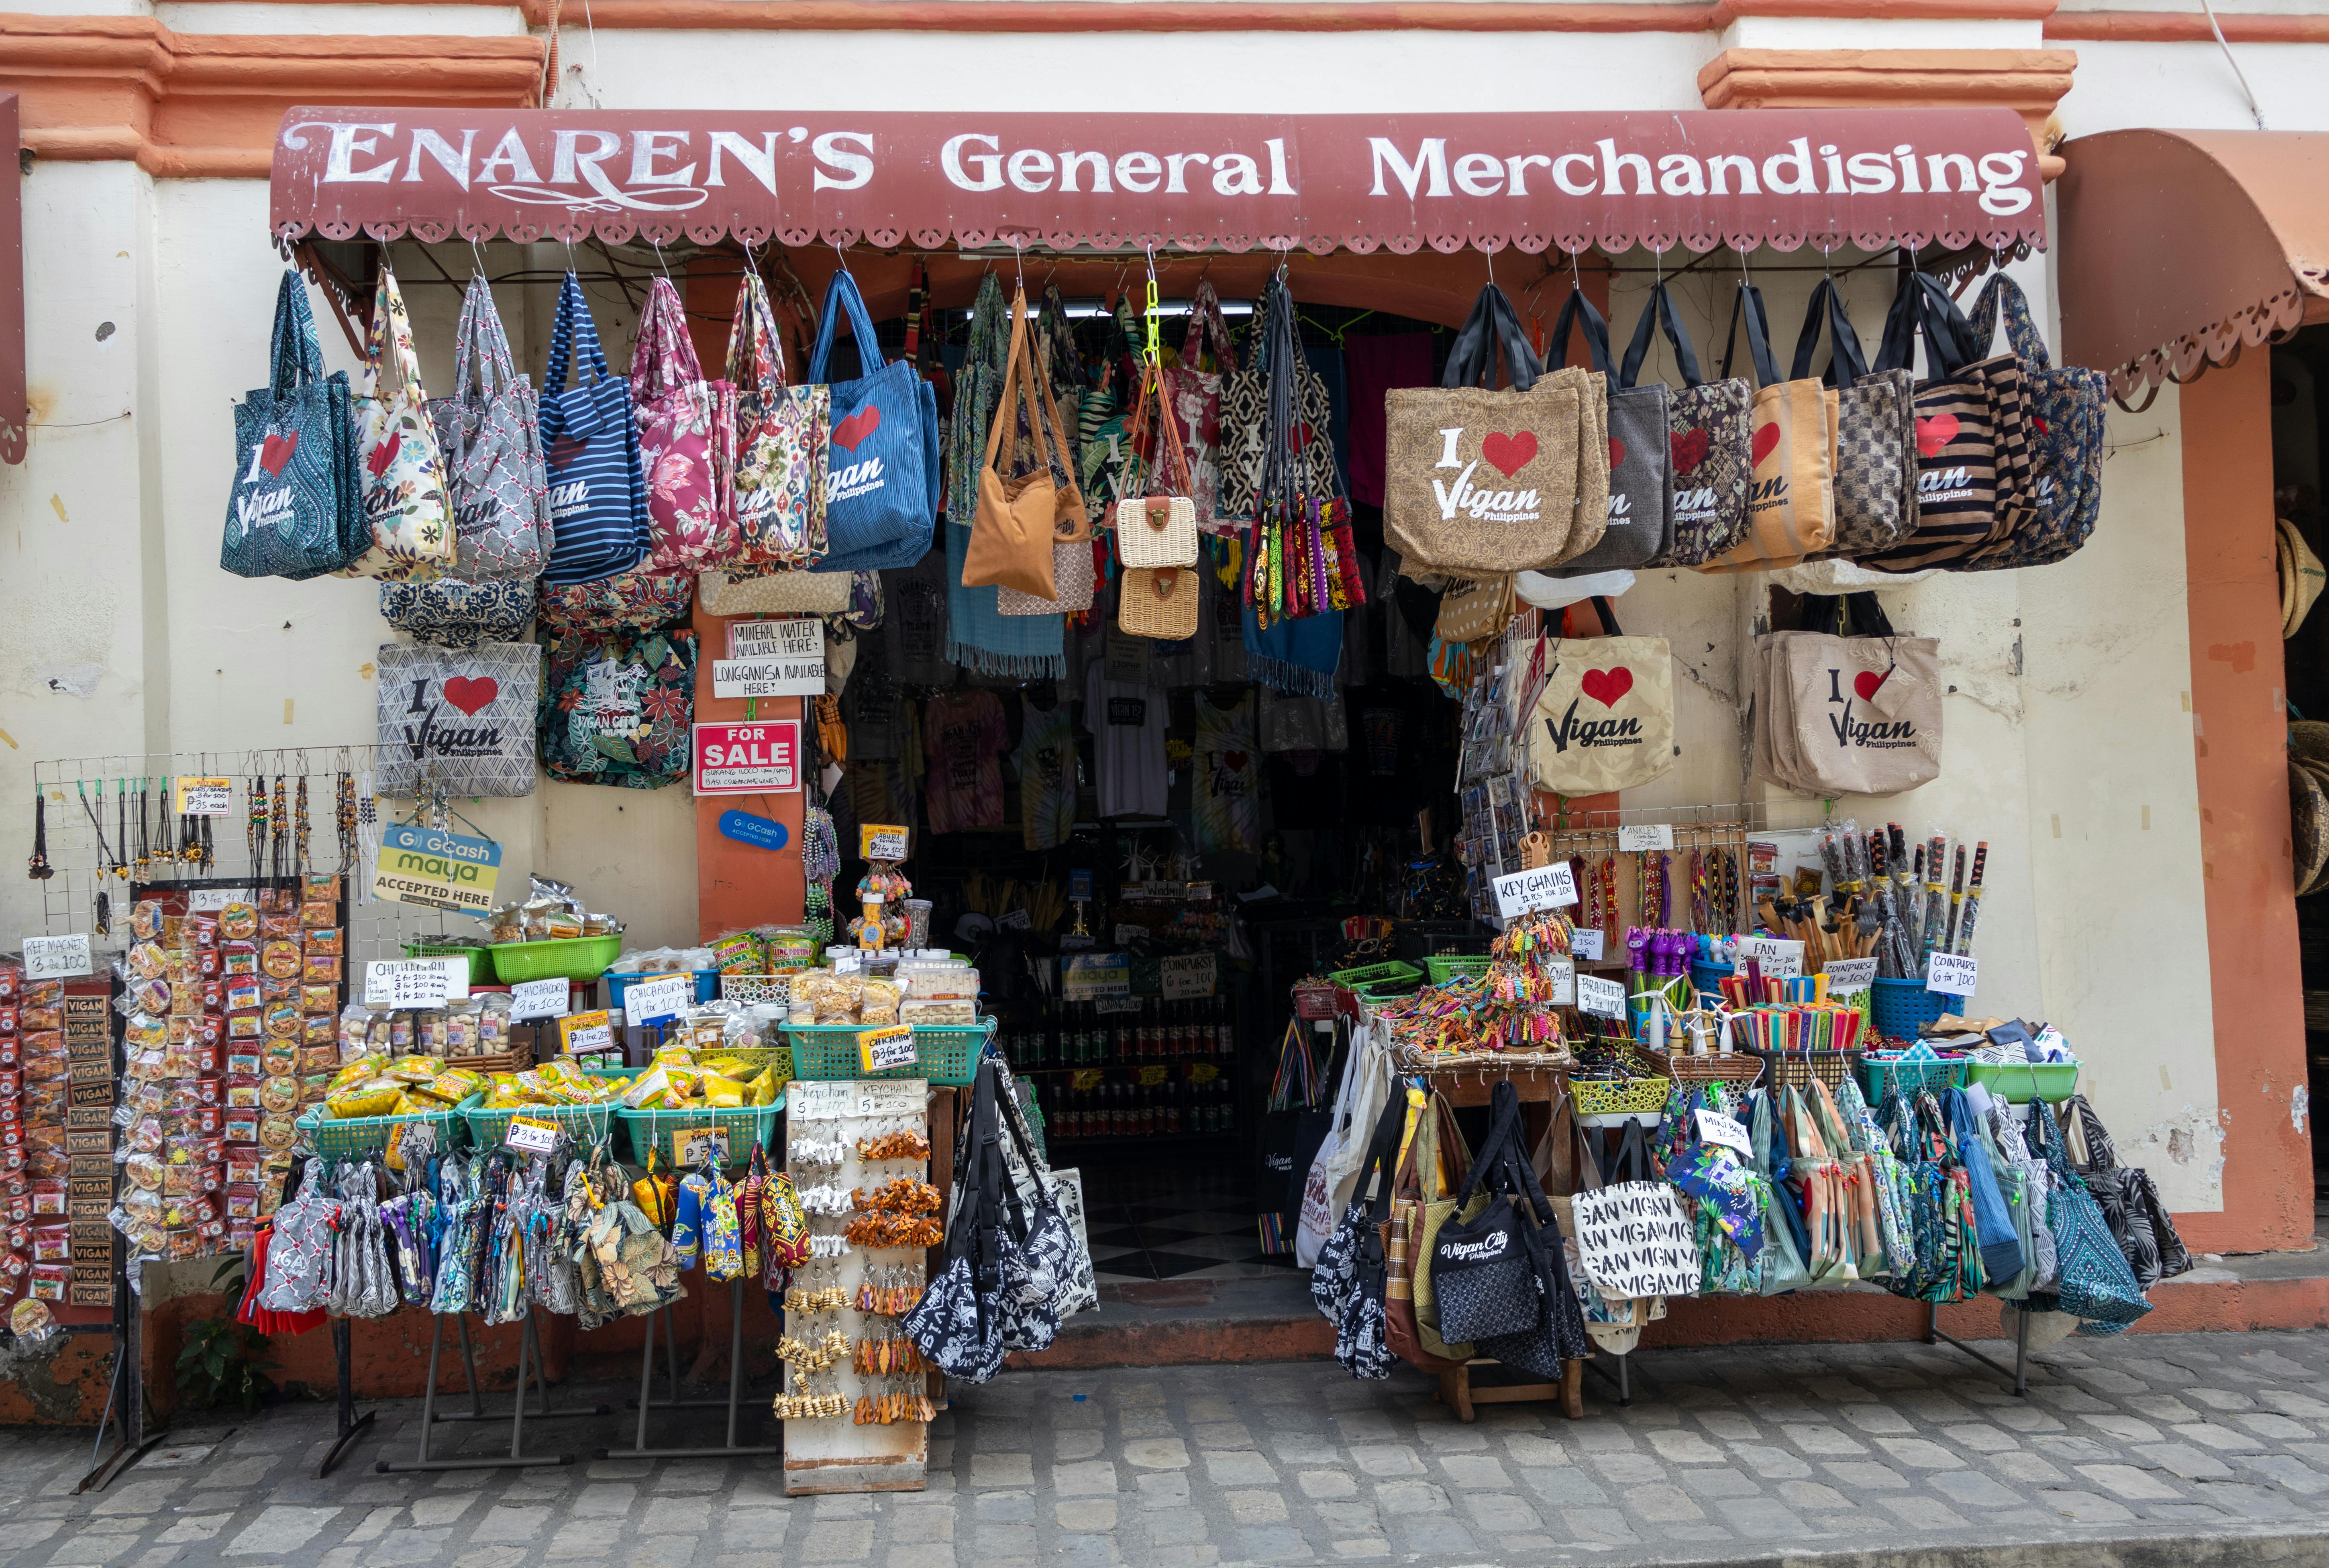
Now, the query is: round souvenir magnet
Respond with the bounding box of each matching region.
[261,940,302,980]
[218,902,259,940]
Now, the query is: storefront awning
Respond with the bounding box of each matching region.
[269,107,2046,259]
[2059,128,2329,400]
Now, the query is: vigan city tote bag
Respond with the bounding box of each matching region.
[1705,281,1835,572]
[1618,279,1751,567]
[222,269,366,580]
[1544,283,1671,573]
[1789,276,1916,558]
[808,268,940,573]
[1528,613,1676,796]
[343,268,456,580]
[537,271,652,587]
[425,272,552,582]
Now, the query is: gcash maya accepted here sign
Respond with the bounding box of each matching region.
[692,720,802,795]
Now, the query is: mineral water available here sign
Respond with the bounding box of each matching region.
[716,618,826,698]
[692,720,802,795]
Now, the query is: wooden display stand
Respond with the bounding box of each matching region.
[1417,1062,1586,1422]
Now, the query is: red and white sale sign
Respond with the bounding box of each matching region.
[691,720,802,795]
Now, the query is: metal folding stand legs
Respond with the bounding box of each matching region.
[377,1311,608,1472]
[316,1318,378,1477]
[1925,1300,2034,1396]
[597,1279,780,1460]
[1582,1348,1634,1407]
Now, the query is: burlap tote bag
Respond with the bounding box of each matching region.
[964,286,1088,601]
[1384,283,1598,575]
[1546,285,1671,573]
[1704,283,1837,573]
[1620,280,1752,567]
[1434,575,1515,644]
[1779,630,1944,795]
[1384,1089,1470,1373]
[1789,277,1916,557]
[1527,628,1676,796]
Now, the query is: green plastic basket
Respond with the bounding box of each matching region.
[1328,960,1424,996]
[1424,954,1492,985]
[487,934,623,984]
[1571,1077,1671,1116]
[402,941,497,986]
[297,1094,477,1159]
[460,1068,634,1151]
[784,1019,991,1086]
[1966,1060,2080,1104]
[618,1099,784,1167]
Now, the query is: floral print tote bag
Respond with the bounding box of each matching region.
[634,275,739,571]
[342,269,456,580]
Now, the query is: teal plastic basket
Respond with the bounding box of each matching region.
[297,1093,477,1159]
[1858,1052,1969,1101]
[460,1068,634,1152]
[784,1019,991,1086]
[618,1099,784,1168]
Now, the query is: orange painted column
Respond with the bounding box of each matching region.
[2178,349,2313,1253]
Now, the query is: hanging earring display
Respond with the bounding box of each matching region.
[335,772,357,872]
[293,775,311,875]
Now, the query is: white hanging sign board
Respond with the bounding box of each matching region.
[1576,973,1627,1019]
[22,934,92,981]
[1821,957,1878,996]
[1734,936,1805,980]
[1571,929,1605,962]
[509,978,571,1022]
[1161,953,1217,1000]
[1695,1108,1752,1154]
[1616,823,1674,853]
[1925,952,1978,997]
[714,615,826,697]
[1493,862,1578,918]
[363,957,469,1008]
[623,973,694,1026]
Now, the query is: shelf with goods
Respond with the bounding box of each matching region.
[1022,1062,1239,1143]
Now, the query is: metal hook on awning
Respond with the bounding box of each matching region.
[651,238,671,279]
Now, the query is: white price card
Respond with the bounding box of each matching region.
[174,777,234,817]
[1570,929,1606,962]
[1734,935,1805,980]
[1161,952,1217,1001]
[509,977,571,1023]
[559,1010,615,1056]
[997,908,1031,931]
[1924,952,1978,997]
[1493,862,1579,919]
[1113,923,1148,946]
[670,1126,733,1167]
[504,1119,561,1154]
[1576,973,1627,1020]
[1617,824,1675,853]
[1821,958,1879,996]
[787,1081,854,1122]
[21,934,92,981]
[186,888,253,913]
[1695,1107,1753,1154]
[363,957,469,1008]
[717,618,826,697]
[623,973,694,1026]
[1543,956,1577,1007]
[833,950,863,975]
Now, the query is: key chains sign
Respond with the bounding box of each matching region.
[1493,862,1578,918]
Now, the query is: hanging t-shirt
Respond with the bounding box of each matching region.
[1194,693,1261,855]
[1014,698,1079,852]
[1082,665,1168,820]
[923,690,1007,834]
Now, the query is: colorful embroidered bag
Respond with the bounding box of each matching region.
[343,269,456,580]
[726,271,830,568]
[634,274,739,571]
[1619,279,1752,567]
[539,627,697,789]
[426,271,553,581]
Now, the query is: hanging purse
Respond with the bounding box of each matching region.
[999,538,1098,616]
[1116,362,1200,569]
[1433,575,1515,645]
[1309,1089,1405,1380]
[1243,278,1367,626]
[1619,279,1752,568]
[1119,565,1200,640]
[1790,276,1917,557]
[965,286,1088,602]
[537,567,695,633]
[726,271,829,569]
[1546,284,1672,573]
[1703,281,1837,572]
[426,271,553,582]
[538,271,652,587]
[223,270,367,581]
[1218,283,1336,524]
[343,268,456,581]
[379,577,536,649]
[1161,279,1239,528]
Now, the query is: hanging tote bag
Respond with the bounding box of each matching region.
[1705,283,1837,572]
[1527,624,1677,796]
[808,269,939,573]
[538,569,695,632]
[1789,277,1917,557]
[223,270,367,580]
[633,274,738,573]
[1116,363,1200,569]
[1119,566,1201,640]
[1296,1022,1391,1267]
[539,627,696,789]
[1429,1089,1547,1344]
[380,578,536,649]
[726,271,831,570]
[538,272,652,587]
[1963,273,2107,570]
[1776,624,1944,796]
[1385,282,1598,575]
[965,287,1087,601]
[1308,1089,1406,1380]
[1218,283,1337,524]
[1862,272,2035,573]
[999,540,1097,616]
[1546,285,1672,573]
[343,269,456,580]
[1618,280,1752,568]
[374,640,540,798]
[425,272,552,582]
[1162,280,1240,528]
[1397,1092,1480,1368]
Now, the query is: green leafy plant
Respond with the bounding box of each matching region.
[174,1317,276,1413]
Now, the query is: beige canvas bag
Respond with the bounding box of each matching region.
[1779,632,1944,795]
[1705,283,1837,573]
[1527,627,1676,797]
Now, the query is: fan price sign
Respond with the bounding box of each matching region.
[692,720,802,795]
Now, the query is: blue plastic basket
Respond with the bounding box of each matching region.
[1689,960,1734,1005]
[1868,977,1955,1042]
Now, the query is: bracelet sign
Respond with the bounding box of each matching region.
[1576,973,1627,1019]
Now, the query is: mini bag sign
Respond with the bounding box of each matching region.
[1619,280,1752,567]
[1545,284,1672,574]
[222,270,366,581]
[965,286,1089,602]
[425,272,552,581]
[1704,282,1836,572]
[1385,282,1600,575]
[343,269,456,580]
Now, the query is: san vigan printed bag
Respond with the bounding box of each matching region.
[808,267,940,573]
[725,270,830,569]
[1789,276,1916,557]
[1962,273,2106,570]
[1618,279,1751,567]
[343,268,456,581]
[1527,611,1676,796]
[1704,281,1836,573]
[1384,281,1608,576]
[1544,283,1671,573]
[425,272,552,581]
[222,269,366,580]
[374,640,540,798]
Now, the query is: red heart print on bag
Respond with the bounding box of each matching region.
[258,432,299,477]
[1608,437,1626,470]
[1580,667,1634,708]
[366,430,401,479]
[1670,427,1711,476]
[1224,751,1250,773]
[1915,413,1960,456]
[1854,669,1888,701]
[1480,431,1537,478]
[441,676,499,716]
[832,406,882,451]
[548,434,588,469]
[1750,424,1780,468]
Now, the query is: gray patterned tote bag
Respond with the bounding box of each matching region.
[1789,277,1915,557]
[1619,280,1751,567]
[426,273,553,581]
[1545,284,1671,573]
[375,640,541,797]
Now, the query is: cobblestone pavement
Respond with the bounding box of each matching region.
[12,1329,2329,1567]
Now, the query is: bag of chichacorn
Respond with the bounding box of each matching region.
[1526,601,1676,797]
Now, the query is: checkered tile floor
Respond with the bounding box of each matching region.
[1076,1151,1307,1283]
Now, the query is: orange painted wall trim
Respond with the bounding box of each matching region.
[503,0,2053,29]
[2047,9,2329,41]
[0,13,542,178]
[1697,45,2077,176]
[2176,348,2313,1254]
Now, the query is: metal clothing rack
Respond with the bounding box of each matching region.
[375,1311,608,1473]
[598,1280,781,1460]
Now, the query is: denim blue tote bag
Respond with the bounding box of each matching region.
[222,270,366,580]
[538,272,651,586]
[808,269,937,573]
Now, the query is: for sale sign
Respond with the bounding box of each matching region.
[692,720,802,795]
